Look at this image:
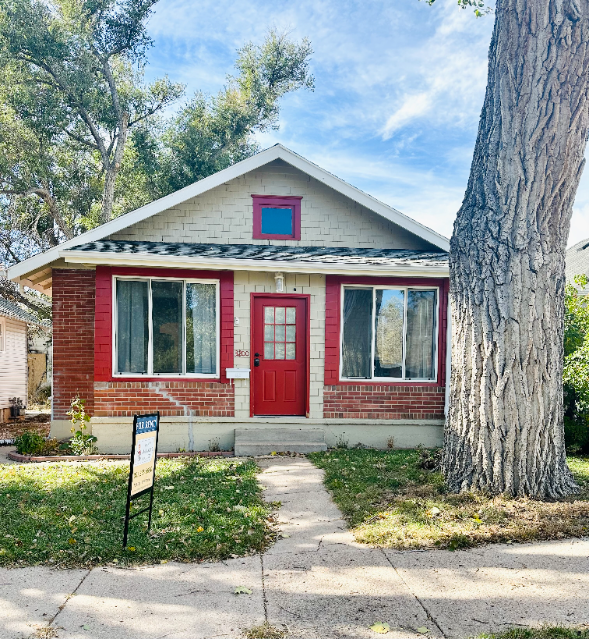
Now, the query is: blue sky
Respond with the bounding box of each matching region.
[144,0,589,245]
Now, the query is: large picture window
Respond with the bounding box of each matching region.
[114,277,219,377]
[341,286,438,381]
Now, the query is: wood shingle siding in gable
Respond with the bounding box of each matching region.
[109,160,432,250]
[0,318,28,410]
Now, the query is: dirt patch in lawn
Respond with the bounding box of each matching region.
[308,449,589,550]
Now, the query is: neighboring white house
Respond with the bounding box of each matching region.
[0,297,46,421]
[566,238,589,293]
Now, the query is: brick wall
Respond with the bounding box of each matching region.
[323,385,445,420]
[110,159,431,251]
[53,269,96,419]
[93,381,234,417]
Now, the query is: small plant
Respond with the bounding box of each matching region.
[14,431,45,455]
[243,622,287,639]
[417,446,442,470]
[335,433,349,449]
[387,436,395,449]
[208,437,221,452]
[67,396,97,455]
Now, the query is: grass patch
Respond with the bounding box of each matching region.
[243,623,287,639]
[476,626,589,638]
[308,449,589,550]
[0,457,274,567]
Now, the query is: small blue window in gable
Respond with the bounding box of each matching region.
[261,207,293,236]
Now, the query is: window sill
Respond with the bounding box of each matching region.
[335,379,441,386]
[110,375,222,382]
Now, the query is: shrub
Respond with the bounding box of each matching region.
[14,431,45,455]
[564,276,589,453]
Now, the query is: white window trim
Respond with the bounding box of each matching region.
[112,275,221,378]
[339,284,439,383]
[0,316,5,352]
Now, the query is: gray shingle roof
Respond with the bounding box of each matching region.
[67,240,448,269]
[0,297,45,326]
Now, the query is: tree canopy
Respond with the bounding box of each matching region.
[0,0,314,266]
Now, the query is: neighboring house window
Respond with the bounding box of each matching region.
[114,277,219,377]
[0,317,5,351]
[252,195,302,240]
[341,286,438,381]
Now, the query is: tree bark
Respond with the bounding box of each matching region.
[444,0,589,498]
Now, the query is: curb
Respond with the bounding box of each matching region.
[7,451,236,463]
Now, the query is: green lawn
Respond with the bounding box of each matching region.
[308,449,589,550]
[0,457,274,568]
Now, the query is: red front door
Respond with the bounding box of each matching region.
[252,296,308,416]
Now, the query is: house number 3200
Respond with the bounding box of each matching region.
[235,349,250,357]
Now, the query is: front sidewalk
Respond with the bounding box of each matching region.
[1,458,589,639]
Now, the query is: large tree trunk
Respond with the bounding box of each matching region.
[444,0,589,498]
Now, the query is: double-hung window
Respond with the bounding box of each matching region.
[114,277,219,377]
[341,286,438,381]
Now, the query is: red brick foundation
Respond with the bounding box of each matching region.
[93,381,234,417]
[323,385,445,420]
[52,269,96,420]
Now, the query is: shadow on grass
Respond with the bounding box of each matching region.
[0,457,274,567]
[309,450,589,550]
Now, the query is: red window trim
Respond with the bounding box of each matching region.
[94,266,234,384]
[249,293,311,418]
[324,275,449,387]
[252,194,302,240]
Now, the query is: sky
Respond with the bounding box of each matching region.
[143,0,589,246]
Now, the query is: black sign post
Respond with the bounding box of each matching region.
[123,412,160,548]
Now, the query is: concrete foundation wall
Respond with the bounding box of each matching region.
[51,416,443,454]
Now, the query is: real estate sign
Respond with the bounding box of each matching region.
[123,412,160,547]
[130,414,159,496]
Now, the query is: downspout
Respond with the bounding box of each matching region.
[444,294,452,417]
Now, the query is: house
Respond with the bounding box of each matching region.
[566,238,589,293]
[0,296,47,421]
[7,145,450,454]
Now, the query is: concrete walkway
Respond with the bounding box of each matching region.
[1,458,589,639]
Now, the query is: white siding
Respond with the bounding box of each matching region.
[0,318,27,409]
[232,270,325,419]
[110,160,432,250]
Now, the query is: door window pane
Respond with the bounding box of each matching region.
[275,307,286,323]
[152,281,183,374]
[374,289,404,378]
[341,288,372,378]
[274,324,285,342]
[286,307,296,323]
[275,343,285,359]
[264,307,274,323]
[286,325,296,342]
[264,342,274,359]
[116,280,148,373]
[264,325,274,341]
[286,343,296,360]
[405,290,437,379]
[186,283,217,375]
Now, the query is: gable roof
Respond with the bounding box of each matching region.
[8,144,449,285]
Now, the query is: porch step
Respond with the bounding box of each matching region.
[234,428,327,456]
